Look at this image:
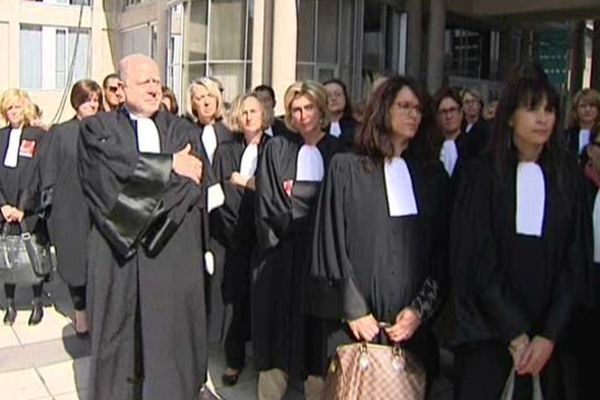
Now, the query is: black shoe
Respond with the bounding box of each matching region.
[3,301,16,326]
[221,370,241,386]
[28,300,43,326]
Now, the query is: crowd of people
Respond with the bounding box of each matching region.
[0,53,599,400]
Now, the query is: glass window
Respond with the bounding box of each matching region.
[316,0,338,64]
[297,0,316,63]
[209,63,245,103]
[56,29,67,88]
[20,25,43,89]
[188,0,208,62]
[69,28,90,84]
[210,0,247,60]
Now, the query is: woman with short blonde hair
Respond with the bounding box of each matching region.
[566,88,600,161]
[253,80,340,399]
[186,77,233,166]
[0,88,48,326]
[283,80,330,133]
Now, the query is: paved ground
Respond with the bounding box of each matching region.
[0,278,452,400]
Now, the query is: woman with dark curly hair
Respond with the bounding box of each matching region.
[309,76,448,392]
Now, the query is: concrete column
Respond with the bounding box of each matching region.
[498,28,514,81]
[591,20,600,90]
[570,21,585,95]
[271,0,297,115]
[426,0,446,94]
[250,0,266,88]
[405,0,422,80]
[155,2,168,82]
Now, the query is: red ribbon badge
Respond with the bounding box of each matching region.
[283,179,294,198]
[19,140,36,158]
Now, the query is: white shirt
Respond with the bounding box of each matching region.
[515,162,545,237]
[129,114,161,154]
[440,139,459,176]
[329,121,342,138]
[384,157,418,217]
[4,128,22,168]
[202,125,218,164]
[466,122,474,133]
[593,189,600,263]
[578,129,591,155]
[296,145,324,182]
[239,143,259,177]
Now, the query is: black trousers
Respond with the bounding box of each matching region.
[68,285,87,311]
[4,283,43,301]
[454,340,578,400]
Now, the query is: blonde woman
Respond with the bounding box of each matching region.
[254,81,341,399]
[211,93,272,386]
[0,88,48,325]
[566,88,600,162]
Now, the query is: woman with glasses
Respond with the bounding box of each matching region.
[309,76,447,392]
[323,79,357,150]
[565,88,600,163]
[450,64,592,400]
[40,79,103,338]
[434,87,481,179]
[0,88,48,326]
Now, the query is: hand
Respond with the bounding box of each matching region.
[347,314,380,342]
[230,172,249,188]
[385,307,421,342]
[508,333,530,370]
[517,336,554,376]
[9,209,24,223]
[173,144,203,184]
[1,205,14,221]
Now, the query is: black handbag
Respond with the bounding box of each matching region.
[0,221,56,285]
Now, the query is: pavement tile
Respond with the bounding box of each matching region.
[0,324,21,348]
[53,390,87,400]
[36,357,89,396]
[12,306,75,345]
[0,368,51,400]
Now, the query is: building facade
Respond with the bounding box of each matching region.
[0,0,116,124]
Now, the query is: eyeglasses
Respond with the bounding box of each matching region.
[437,107,460,116]
[395,102,422,116]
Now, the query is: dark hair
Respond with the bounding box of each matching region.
[254,85,276,104]
[102,73,119,89]
[323,78,353,118]
[355,76,437,167]
[161,85,179,115]
[489,63,563,182]
[433,87,462,112]
[70,79,103,111]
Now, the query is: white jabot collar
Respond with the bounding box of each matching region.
[440,139,458,176]
[593,189,600,263]
[466,122,474,133]
[296,145,324,181]
[239,143,259,177]
[579,129,591,155]
[516,162,545,237]
[384,157,418,217]
[129,113,161,154]
[4,128,23,168]
[202,124,217,164]
[329,121,342,138]
[265,126,274,137]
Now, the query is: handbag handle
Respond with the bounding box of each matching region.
[501,367,543,400]
[1,223,11,269]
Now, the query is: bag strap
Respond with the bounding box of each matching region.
[1,222,12,269]
[500,368,544,400]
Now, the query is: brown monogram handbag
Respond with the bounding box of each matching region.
[323,342,426,400]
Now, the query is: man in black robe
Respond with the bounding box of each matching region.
[79,54,208,400]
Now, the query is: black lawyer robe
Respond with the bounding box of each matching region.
[39,118,90,287]
[0,126,47,283]
[326,115,358,150]
[449,155,593,400]
[253,133,340,377]
[210,133,269,368]
[308,153,448,376]
[78,110,209,400]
